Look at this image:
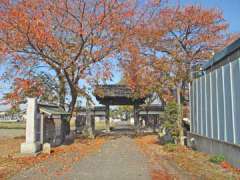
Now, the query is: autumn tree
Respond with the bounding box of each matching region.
[143,5,235,101]
[0,0,136,116]
[4,72,59,108]
[121,4,236,143]
[121,46,174,101]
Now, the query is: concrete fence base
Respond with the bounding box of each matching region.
[188,132,240,168]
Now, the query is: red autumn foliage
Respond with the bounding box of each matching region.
[0,0,138,113]
[121,4,236,102]
[220,161,240,174]
[151,169,174,180]
[4,78,45,107]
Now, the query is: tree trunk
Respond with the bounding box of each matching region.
[55,71,68,139]
[58,73,66,109]
[69,89,77,115]
[176,81,184,145]
[65,87,78,135]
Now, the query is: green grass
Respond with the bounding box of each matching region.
[163,143,177,152]
[209,155,225,164]
[95,121,106,130]
[0,122,26,129]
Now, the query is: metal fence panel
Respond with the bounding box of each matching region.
[206,73,212,138]
[189,81,194,132]
[197,79,201,134]
[211,71,218,139]
[195,79,199,134]
[230,59,240,144]
[201,76,206,136]
[191,58,240,145]
[216,68,225,141]
[192,81,197,133]
[204,75,208,137]
[199,77,203,135]
[223,64,234,143]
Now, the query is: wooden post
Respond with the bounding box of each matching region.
[92,110,95,132]
[40,113,44,144]
[60,114,66,143]
[105,104,110,132]
[147,110,149,128]
[153,116,157,133]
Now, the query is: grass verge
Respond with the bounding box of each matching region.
[0,122,25,129]
[135,135,240,180]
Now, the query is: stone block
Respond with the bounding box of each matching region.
[20,142,41,154]
[42,143,51,154]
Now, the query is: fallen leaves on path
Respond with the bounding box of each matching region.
[0,136,108,179]
[151,169,174,180]
[135,135,179,180]
[134,135,240,180]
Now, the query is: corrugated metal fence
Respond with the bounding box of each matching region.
[190,58,240,145]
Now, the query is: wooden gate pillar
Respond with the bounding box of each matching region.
[91,111,95,132]
[134,104,140,132]
[146,110,149,128]
[153,116,157,133]
[105,104,110,132]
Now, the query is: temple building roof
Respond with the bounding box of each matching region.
[94,85,146,105]
[39,103,70,116]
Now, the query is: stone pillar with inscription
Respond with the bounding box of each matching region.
[21,98,41,154]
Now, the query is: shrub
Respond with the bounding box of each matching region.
[161,101,181,143]
[209,155,225,164]
[163,143,177,152]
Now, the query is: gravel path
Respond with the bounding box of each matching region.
[12,136,151,180]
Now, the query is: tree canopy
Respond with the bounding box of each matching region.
[121,4,238,102]
[0,0,137,113]
[0,0,238,114]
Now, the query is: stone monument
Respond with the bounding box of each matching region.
[21,98,41,154]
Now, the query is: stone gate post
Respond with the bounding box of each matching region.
[21,98,41,154]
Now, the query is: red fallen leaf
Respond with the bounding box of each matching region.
[1,137,108,179]
[39,167,48,174]
[55,171,63,176]
[220,161,231,169]
[151,169,174,180]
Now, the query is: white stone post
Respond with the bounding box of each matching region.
[21,98,41,154]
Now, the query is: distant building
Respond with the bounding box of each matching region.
[0,102,26,122]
